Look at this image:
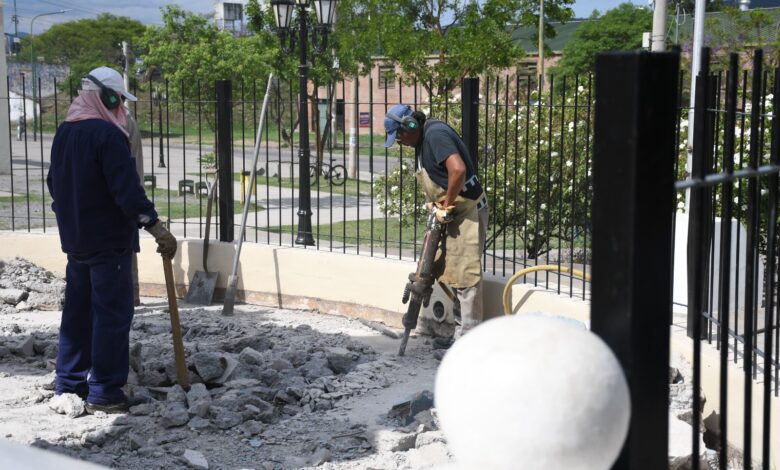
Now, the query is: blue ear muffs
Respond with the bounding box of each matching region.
[387,105,420,133]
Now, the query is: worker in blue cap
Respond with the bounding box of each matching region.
[384,104,489,354]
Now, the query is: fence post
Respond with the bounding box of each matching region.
[461,77,480,172]
[591,51,679,470]
[216,79,234,242]
[687,48,711,340]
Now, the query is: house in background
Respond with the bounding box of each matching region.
[214,0,252,35]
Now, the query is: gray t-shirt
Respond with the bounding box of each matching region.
[416,120,483,200]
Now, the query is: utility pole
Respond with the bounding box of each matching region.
[686,0,706,199]
[538,0,544,87]
[348,77,358,179]
[0,2,12,174]
[651,0,668,52]
[121,41,130,96]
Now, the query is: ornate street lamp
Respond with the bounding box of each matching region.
[152,87,166,168]
[270,0,337,246]
[30,9,69,142]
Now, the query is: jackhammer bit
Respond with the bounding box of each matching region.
[398,209,445,356]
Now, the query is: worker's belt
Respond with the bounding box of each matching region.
[476,194,488,211]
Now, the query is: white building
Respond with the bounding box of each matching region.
[214,0,257,35]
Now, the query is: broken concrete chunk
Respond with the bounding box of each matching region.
[210,407,243,430]
[192,352,227,382]
[415,430,446,448]
[326,352,354,374]
[188,416,212,430]
[160,403,189,428]
[269,358,293,371]
[223,335,272,354]
[372,429,418,452]
[0,288,27,305]
[48,393,85,418]
[186,383,211,418]
[13,336,35,357]
[299,358,333,380]
[167,384,187,404]
[127,432,146,451]
[238,347,264,366]
[213,355,239,385]
[182,449,209,470]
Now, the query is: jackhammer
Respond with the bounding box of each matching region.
[398,206,447,356]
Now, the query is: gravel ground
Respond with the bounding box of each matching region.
[0,259,452,469]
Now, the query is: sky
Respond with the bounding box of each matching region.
[6,0,648,35]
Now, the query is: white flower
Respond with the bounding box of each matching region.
[578,85,585,93]
[680,119,688,128]
[677,201,685,210]
[551,151,559,157]
[540,203,547,210]
[390,185,399,193]
[565,160,573,167]
[568,122,575,131]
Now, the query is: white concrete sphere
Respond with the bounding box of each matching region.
[434,314,630,470]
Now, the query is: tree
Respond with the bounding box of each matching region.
[337,0,575,97]
[19,13,146,87]
[141,5,275,128]
[553,3,653,76]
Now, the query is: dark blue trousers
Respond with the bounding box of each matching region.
[56,250,134,404]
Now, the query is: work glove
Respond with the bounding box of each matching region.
[146,221,177,259]
[426,200,456,224]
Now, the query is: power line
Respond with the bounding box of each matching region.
[36,0,102,17]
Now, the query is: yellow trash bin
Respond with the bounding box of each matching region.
[240,170,257,203]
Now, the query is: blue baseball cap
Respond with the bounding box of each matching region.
[384,104,413,147]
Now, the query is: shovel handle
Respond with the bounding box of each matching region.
[162,256,190,390]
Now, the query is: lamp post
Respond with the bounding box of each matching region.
[30,9,69,142]
[153,88,166,168]
[270,0,337,246]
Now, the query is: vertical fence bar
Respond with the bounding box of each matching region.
[197,80,204,238]
[557,75,566,293]
[591,50,679,470]
[761,65,779,470]
[7,76,14,231]
[570,75,580,298]
[717,53,739,470]
[689,50,712,470]
[743,48,764,468]
[461,78,480,173]
[688,48,711,342]
[21,75,30,231]
[583,74,593,300]
[216,80,234,242]
[38,75,45,231]
[182,80,187,237]
[492,76,499,275]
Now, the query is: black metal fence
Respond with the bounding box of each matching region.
[0,69,594,297]
[592,49,778,470]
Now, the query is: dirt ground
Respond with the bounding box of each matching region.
[0,259,452,470]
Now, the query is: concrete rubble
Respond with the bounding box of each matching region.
[0,258,736,469]
[0,258,65,314]
[0,259,451,469]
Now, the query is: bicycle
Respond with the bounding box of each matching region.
[309,159,347,186]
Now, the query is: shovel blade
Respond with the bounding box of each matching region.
[185,271,218,305]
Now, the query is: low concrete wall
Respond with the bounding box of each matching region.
[2,232,775,466]
[0,233,587,329]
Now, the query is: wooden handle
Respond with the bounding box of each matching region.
[162,256,190,390]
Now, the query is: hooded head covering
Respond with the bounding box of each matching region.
[65,67,134,138]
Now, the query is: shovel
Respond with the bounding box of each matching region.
[223,73,274,316]
[162,255,190,390]
[184,171,219,304]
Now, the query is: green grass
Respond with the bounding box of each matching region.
[147,188,263,220]
[0,193,44,204]
[241,174,375,198]
[265,217,422,249]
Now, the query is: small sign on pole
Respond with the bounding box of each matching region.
[359,112,370,128]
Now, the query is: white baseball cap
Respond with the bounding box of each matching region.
[82,66,138,102]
